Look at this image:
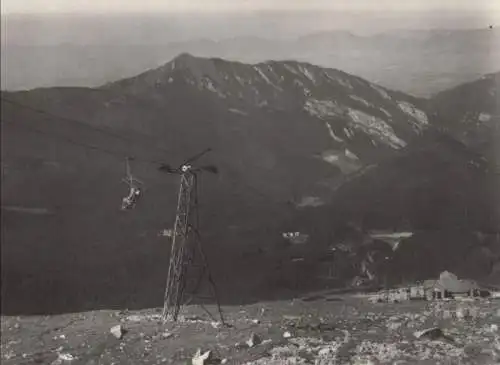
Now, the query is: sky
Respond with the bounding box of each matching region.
[3,0,500,14]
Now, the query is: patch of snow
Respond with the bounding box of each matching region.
[345,149,359,160]
[320,150,362,174]
[322,153,340,163]
[298,65,317,84]
[397,101,429,125]
[284,64,299,75]
[254,66,273,85]
[325,122,344,143]
[304,99,344,119]
[229,108,248,116]
[234,75,245,86]
[347,108,406,149]
[349,95,374,108]
[478,112,492,122]
[204,78,217,93]
[379,108,391,117]
[323,70,353,89]
[201,78,227,98]
[371,84,391,100]
[296,196,325,208]
[254,65,282,90]
[336,78,354,89]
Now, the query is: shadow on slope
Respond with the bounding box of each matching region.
[0,94,334,316]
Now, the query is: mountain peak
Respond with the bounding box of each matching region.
[103,54,432,162]
[170,52,203,67]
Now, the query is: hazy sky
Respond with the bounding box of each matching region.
[3,0,500,14]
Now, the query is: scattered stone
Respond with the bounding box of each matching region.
[246,333,262,348]
[58,353,75,361]
[126,315,143,322]
[110,325,125,339]
[442,310,453,319]
[211,321,222,329]
[456,307,470,320]
[387,321,402,331]
[192,349,212,365]
[161,331,173,339]
[51,353,76,364]
[235,342,246,350]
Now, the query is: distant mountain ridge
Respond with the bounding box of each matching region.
[3,28,499,96]
[428,71,500,164]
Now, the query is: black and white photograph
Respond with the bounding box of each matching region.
[1,0,500,364]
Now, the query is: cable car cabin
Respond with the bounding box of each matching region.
[121,187,141,210]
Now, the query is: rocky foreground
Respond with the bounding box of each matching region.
[2,294,499,365]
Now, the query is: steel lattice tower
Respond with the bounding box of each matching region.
[160,150,224,324]
[162,170,196,321]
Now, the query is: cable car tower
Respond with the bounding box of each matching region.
[159,148,225,324]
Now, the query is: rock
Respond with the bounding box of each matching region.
[414,327,445,340]
[51,353,76,365]
[283,331,292,339]
[252,319,260,324]
[235,342,246,350]
[246,333,262,348]
[192,349,212,365]
[58,353,75,361]
[126,315,143,322]
[387,321,402,331]
[211,321,222,329]
[491,324,499,332]
[442,310,453,319]
[318,346,338,357]
[221,359,228,364]
[456,307,470,319]
[161,331,173,339]
[110,325,124,339]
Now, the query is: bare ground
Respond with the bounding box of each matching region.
[2,294,500,365]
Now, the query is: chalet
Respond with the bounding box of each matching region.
[423,271,479,300]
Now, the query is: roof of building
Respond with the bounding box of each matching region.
[423,272,478,293]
